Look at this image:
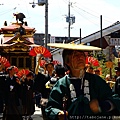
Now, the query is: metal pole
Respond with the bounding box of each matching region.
[68,1,70,41]
[45,0,48,48]
[80,28,81,44]
[100,15,102,49]
[108,37,112,79]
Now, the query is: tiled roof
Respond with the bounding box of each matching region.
[1,23,35,31]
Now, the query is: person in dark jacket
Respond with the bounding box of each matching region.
[4,66,23,120]
[45,43,120,120]
[113,76,120,96]
[34,55,55,120]
[0,63,7,119]
[20,71,35,120]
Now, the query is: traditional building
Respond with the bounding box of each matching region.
[0,21,39,71]
[51,21,120,64]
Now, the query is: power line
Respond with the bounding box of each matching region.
[62,0,114,25]
[0,7,17,16]
[71,2,114,24]
[71,5,99,26]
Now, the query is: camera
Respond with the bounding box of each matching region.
[32,4,36,8]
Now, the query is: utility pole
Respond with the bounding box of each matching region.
[68,1,70,41]
[66,0,75,42]
[100,15,102,50]
[79,28,81,44]
[45,0,48,49]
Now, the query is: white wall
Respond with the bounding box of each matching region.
[51,49,63,65]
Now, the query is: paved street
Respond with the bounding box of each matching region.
[0,105,43,120]
[31,105,43,120]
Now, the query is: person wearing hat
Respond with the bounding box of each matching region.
[34,55,55,120]
[45,43,120,120]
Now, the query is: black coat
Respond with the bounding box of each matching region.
[113,76,120,96]
[0,72,7,113]
[4,75,23,120]
[34,72,53,98]
[21,79,35,115]
[5,75,21,106]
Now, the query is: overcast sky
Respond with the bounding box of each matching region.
[0,0,120,38]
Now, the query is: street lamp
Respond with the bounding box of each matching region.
[30,0,48,49]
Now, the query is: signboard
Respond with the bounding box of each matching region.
[50,36,55,49]
[109,38,120,46]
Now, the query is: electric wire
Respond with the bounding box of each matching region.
[63,0,116,26]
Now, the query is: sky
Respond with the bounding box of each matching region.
[0,0,120,38]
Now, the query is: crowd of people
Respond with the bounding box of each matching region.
[1,43,120,120]
[0,55,66,120]
[0,65,36,120]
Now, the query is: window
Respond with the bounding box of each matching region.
[18,57,24,68]
[10,56,32,69]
